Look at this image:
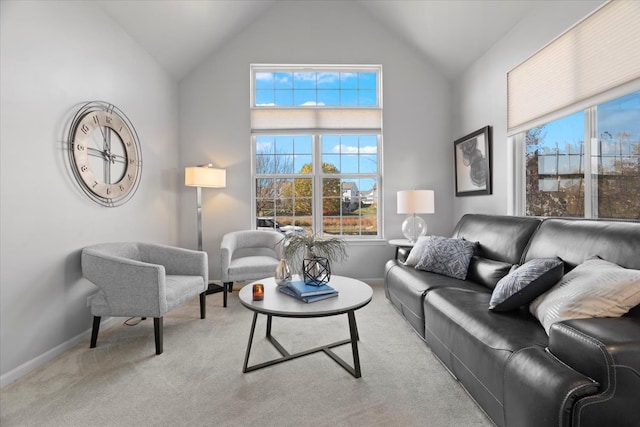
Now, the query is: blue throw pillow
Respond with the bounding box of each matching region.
[489,257,564,311]
[414,236,476,280]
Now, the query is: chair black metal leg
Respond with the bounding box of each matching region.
[90,316,101,348]
[154,317,163,355]
[200,292,206,319]
[223,282,232,307]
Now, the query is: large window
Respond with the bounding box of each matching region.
[520,91,640,220]
[251,65,382,238]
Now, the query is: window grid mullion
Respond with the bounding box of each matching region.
[584,107,595,218]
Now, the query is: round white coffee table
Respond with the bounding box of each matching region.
[239,275,373,378]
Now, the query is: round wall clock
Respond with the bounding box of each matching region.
[68,101,142,207]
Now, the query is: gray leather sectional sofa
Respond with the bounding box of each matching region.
[384,214,640,427]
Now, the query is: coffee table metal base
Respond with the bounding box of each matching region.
[242,311,362,378]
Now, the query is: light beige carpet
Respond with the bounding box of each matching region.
[0,284,492,427]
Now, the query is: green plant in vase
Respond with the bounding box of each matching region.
[282,232,348,285]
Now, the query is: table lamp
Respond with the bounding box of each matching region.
[397,189,435,243]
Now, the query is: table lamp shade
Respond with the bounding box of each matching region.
[397,190,435,214]
[185,165,226,188]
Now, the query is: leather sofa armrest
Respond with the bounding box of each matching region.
[548,317,640,388]
[547,317,640,427]
[504,347,597,427]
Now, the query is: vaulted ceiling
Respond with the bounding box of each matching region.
[96,0,542,81]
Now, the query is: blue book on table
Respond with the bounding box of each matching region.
[286,280,336,297]
[279,286,338,303]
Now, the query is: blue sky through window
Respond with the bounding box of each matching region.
[527,92,640,177]
[255,71,377,107]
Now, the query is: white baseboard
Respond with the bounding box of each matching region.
[0,317,118,388]
[362,278,384,287]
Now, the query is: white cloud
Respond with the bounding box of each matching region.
[317,72,339,85]
[332,144,377,154]
[256,141,273,153]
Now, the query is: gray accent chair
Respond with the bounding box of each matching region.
[220,230,284,307]
[81,242,208,355]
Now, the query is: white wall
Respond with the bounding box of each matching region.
[451,0,605,222]
[0,1,179,382]
[178,0,454,282]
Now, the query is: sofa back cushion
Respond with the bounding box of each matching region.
[466,256,514,290]
[453,214,542,265]
[524,218,640,270]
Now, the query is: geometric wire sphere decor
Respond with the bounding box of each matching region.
[302,256,331,286]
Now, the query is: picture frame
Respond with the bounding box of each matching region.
[454,126,492,196]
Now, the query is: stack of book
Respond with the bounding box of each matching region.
[278,280,338,303]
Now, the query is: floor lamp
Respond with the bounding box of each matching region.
[397,189,435,243]
[185,164,226,296]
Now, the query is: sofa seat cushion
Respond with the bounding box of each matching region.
[385,260,487,338]
[424,287,549,420]
[425,287,549,358]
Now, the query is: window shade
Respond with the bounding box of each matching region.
[250,108,382,132]
[507,0,640,134]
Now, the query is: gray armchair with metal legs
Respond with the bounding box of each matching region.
[81,242,208,355]
[220,230,284,307]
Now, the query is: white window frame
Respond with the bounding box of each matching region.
[250,64,383,240]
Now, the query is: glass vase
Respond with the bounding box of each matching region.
[274,258,292,286]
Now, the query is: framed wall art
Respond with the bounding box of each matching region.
[454,126,492,196]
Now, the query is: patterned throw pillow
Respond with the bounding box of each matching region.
[489,258,563,311]
[530,257,640,334]
[414,236,476,280]
[404,235,430,267]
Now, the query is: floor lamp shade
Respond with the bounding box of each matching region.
[185,165,226,252]
[185,165,226,188]
[397,190,435,243]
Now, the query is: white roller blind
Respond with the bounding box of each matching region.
[507,0,640,134]
[250,108,382,132]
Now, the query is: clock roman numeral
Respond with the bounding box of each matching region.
[92,114,99,125]
[81,124,90,134]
